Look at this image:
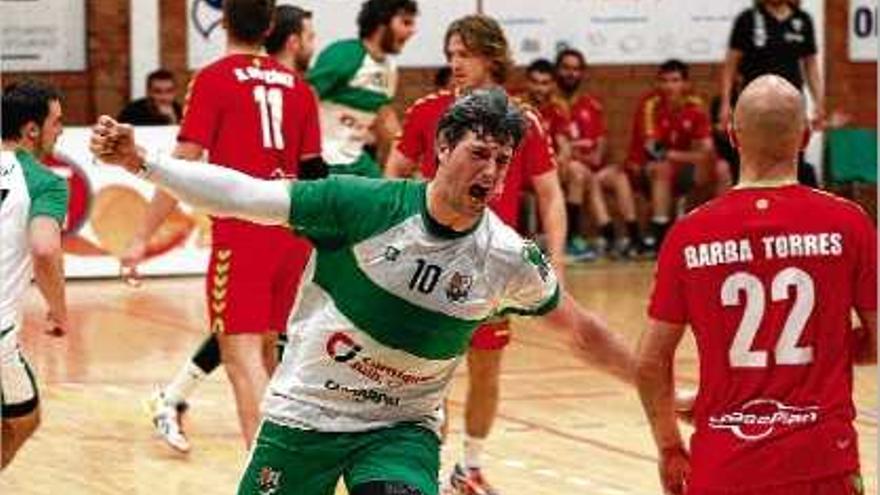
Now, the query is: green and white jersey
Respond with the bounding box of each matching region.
[0,149,68,332]
[307,39,397,169]
[264,176,560,434]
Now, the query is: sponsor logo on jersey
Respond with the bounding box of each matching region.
[257,466,281,495]
[446,272,473,303]
[708,398,820,441]
[325,332,436,387]
[324,379,401,407]
[384,245,401,262]
[326,332,362,363]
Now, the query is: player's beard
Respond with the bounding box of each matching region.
[295,54,312,74]
[379,26,401,55]
[558,77,581,96]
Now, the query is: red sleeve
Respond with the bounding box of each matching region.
[691,107,712,140]
[299,84,322,158]
[648,224,688,324]
[396,101,427,163]
[853,212,877,311]
[178,69,221,148]
[523,111,557,178]
[594,100,607,137]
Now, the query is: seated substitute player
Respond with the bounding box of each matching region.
[626,60,714,251]
[522,58,596,262]
[1,80,70,469]
[90,89,679,495]
[555,48,646,258]
[307,0,417,177]
[636,75,877,495]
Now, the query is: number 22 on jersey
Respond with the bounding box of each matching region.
[722,267,815,368]
[253,85,284,150]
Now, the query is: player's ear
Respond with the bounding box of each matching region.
[435,137,452,165]
[727,122,739,150]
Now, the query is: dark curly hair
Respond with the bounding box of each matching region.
[436,87,525,152]
[358,0,418,39]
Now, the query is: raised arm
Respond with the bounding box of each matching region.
[90,116,292,226]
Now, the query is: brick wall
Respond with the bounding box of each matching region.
[5,0,875,149]
[3,0,130,125]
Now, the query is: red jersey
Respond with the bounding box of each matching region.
[564,92,606,159]
[179,54,321,238]
[649,185,877,490]
[534,97,572,150]
[626,90,710,166]
[397,89,557,226]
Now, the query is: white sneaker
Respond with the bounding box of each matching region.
[145,389,191,453]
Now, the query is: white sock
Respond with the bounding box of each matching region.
[463,435,484,470]
[163,361,206,405]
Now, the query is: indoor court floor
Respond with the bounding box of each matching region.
[1,262,875,494]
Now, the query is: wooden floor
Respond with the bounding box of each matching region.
[1,262,876,494]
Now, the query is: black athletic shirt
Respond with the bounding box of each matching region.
[729,4,817,89]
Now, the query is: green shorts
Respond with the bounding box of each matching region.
[327,153,382,179]
[237,420,440,495]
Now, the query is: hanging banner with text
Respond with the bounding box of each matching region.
[850,0,878,61]
[0,0,87,71]
[187,0,476,69]
[484,0,823,65]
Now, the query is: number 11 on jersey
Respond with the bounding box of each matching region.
[254,85,284,150]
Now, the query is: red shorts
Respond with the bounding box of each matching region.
[689,473,864,495]
[469,319,511,350]
[207,223,311,335]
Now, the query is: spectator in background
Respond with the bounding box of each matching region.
[555,49,646,258]
[626,60,713,252]
[720,0,822,129]
[719,0,821,187]
[117,69,182,125]
[523,58,597,261]
[433,65,452,90]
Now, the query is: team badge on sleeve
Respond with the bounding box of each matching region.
[522,241,551,282]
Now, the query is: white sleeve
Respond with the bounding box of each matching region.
[142,152,292,226]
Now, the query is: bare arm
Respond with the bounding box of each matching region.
[853,309,877,365]
[531,169,567,281]
[636,319,688,451]
[719,49,743,129]
[29,216,67,332]
[384,146,419,178]
[539,292,635,383]
[91,117,292,226]
[802,54,825,127]
[133,141,203,240]
[667,138,713,167]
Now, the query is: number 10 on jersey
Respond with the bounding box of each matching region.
[254,85,284,150]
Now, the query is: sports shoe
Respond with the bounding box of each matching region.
[565,236,597,263]
[145,388,191,453]
[448,463,500,495]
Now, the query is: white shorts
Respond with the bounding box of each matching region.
[1,323,39,418]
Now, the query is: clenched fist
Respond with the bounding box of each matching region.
[89,115,145,174]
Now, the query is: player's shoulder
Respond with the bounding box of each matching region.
[319,38,364,59]
[406,89,454,115]
[576,92,604,111]
[641,90,662,108]
[480,213,538,266]
[800,187,873,221]
[683,94,708,112]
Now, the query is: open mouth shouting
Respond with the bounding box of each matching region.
[468,183,491,205]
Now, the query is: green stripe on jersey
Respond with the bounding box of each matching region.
[325,87,391,113]
[314,248,479,360]
[16,149,68,224]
